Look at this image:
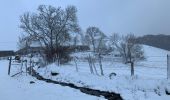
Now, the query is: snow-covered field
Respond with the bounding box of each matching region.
[0,61,105,100]
[36,45,170,100]
[0,45,170,100]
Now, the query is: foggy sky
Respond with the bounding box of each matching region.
[0,0,170,50]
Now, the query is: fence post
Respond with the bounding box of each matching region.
[30,58,32,75]
[8,57,12,75]
[25,60,27,76]
[167,54,170,79]
[131,62,134,76]
[74,57,78,72]
[20,59,23,72]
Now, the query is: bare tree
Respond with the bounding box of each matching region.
[122,34,144,63]
[109,33,120,51]
[110,33,144,63]
[20,5,80,63]
[110,33,120,45]
[85,27,106,53]
[85,26,106,76]
[73,35,79,46]
[80,31,86,46]
[17,35,30,50]
[17,34,40,56]
[110,33,144,76]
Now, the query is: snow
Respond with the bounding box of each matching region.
[1,45,170,100]
[36,45,170,100]
[138,45,168,69]
[0,60,105,100]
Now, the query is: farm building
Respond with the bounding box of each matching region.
[0,51,15,58]
[16,45,90,55]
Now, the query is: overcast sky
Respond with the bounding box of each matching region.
[0,0,170,50]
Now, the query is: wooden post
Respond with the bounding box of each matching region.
[20,59,23,72]
[167,55,170,79]
[167,55,168,79]
[74,58,78,72]
[30,59,33,75]
[131,62,134,76]
[8,57,12,75]
[25,60,27,76]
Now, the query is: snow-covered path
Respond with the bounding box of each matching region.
[0,60,104,100]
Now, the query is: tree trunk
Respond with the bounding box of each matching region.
[98,54,104,76]
[92,58,98,75]
[88,55,94,74]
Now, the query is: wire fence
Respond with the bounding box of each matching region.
[5,53,170,79]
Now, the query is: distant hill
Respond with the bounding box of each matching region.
[136,34,170,51]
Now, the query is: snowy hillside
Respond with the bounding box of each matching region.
[143,45,169,56]
[36,45,170,100]
[142,45,169,68]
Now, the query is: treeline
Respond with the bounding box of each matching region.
[136,34,170,51]
[18,4,144,71]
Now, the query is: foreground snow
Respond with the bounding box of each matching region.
[0,60,105,100]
